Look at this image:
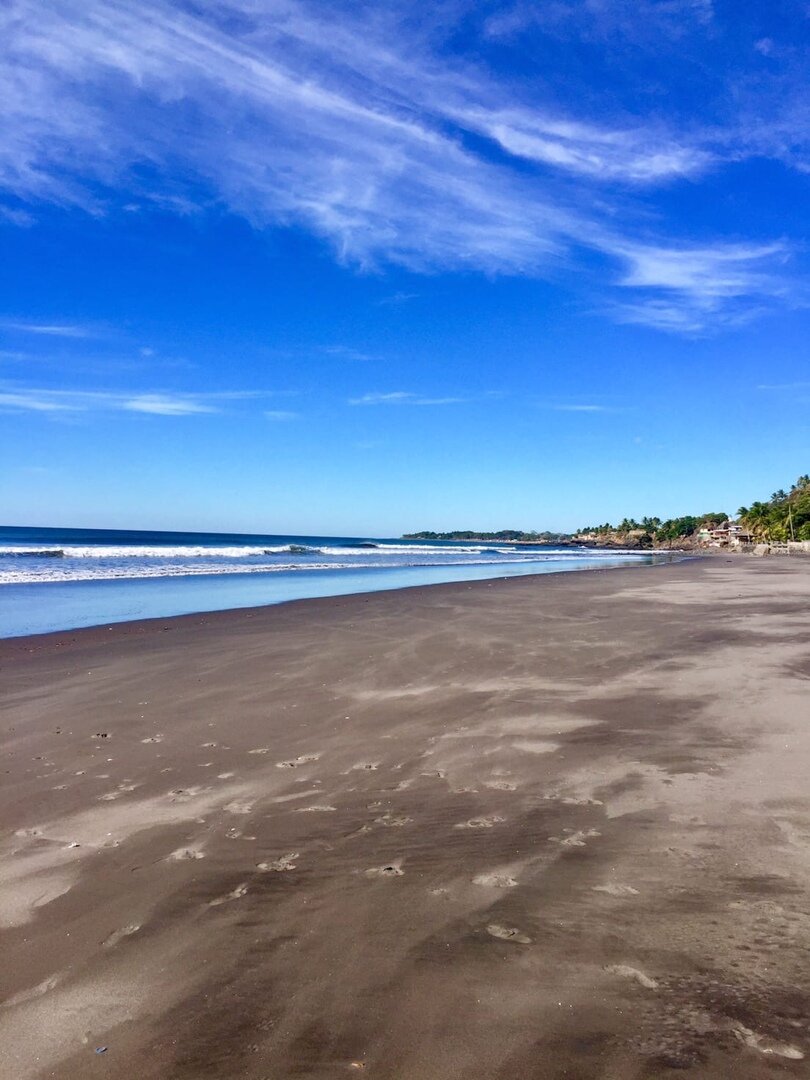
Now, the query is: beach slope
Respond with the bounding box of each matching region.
[2,557,810,1078]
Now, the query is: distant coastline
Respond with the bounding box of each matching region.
[404,474,810,550]
[402,530,568,544]
[403,529,664,550]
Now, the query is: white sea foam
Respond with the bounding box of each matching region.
[0,544,293,559]
[0,542,630,560]
[0,542,501,558]
[0,554,648,585]
[0,537,651,587]
[0,558,539,585]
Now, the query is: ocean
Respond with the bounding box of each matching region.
[0,525,667,638]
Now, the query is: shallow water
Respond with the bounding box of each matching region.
[0,525,668,637]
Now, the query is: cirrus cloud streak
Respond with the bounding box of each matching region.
[0,0,804,332]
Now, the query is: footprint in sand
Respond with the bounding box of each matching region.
[550,828,601,847]
[141,734,164,744]
[102,924,140,947]
[257,853,298,872]
[605,964,658,990]
[201,741,218,748]
[168,847,206,861]
[217,771,235,779]
[296,805,337,813]
[473,872,518,888]
[365,861,404,878]
[484,780,517,791]
[209,883,248,906]
[732,1023,805,1060]
[98,783,139,801]
[669,813,707,826]
[593,883,639,897]
[486,924,530,944]
[374,814,413,827]
[276,754,321,768]
[1,975,61,1008]
[249,747,270,755]
[224,800,253,815]
[512,739,559,755]
[352,762,381,772]
[455,815,505,830]
[168,787,204,803]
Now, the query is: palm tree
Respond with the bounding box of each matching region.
[744,501,771,539]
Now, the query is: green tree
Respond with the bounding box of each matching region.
[741,502,771,539]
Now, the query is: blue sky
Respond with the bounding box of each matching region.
[1,0,808,535]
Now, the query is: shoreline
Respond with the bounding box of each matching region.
[2,556,809,1078]
[1,553,691,650]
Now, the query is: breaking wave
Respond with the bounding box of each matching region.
[0,531,652,587]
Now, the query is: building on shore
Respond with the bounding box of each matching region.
[696,521,753,547]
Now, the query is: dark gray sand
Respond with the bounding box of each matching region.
[2,557,810,1078]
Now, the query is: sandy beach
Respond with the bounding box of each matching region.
[2,556,810,1079]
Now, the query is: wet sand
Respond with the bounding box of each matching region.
[2,556,810,1078]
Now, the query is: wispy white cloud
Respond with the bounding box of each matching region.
[264,409,299,421]
[0,0,803,332]
[0,385,271,416]
[615,241,788,295]
[376,292,419,307]
[453,108,712,184]
[484,0,716,43]
[1,321,95,338]
[552,404,611,413]
[322,345,377,362]
[123,393,217,415]
[0,391,81,413]
[0,203,34,226]
[603,240,794,331]
[349,391,466,406]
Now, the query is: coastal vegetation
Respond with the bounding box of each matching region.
[406,474,810,547]
[580,475,809,543]
[577,513,726,545]
[403,530,567,542]
[737,475,810,541]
